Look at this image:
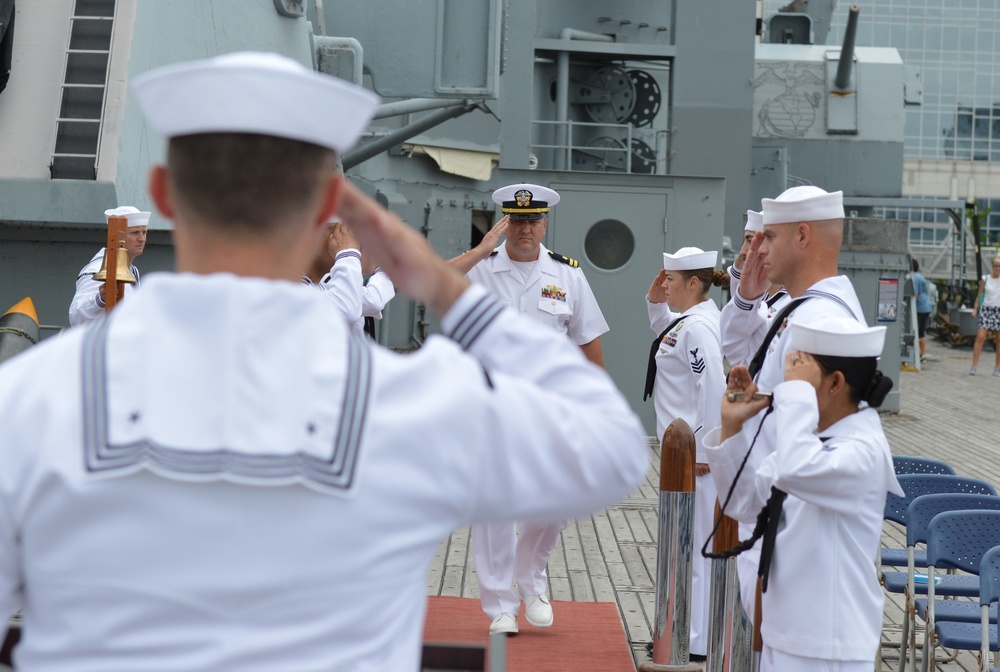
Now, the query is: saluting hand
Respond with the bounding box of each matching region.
[481,216,509,251]
[326,221,360,259]
[647,269,668,304]
[737,232,769,301]
[784,351,823,389]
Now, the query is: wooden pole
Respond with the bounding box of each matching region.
[103,215,126,312]
[706,503,751,672]
[639,418,703,672]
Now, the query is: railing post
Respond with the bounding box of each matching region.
[706,503,753,672]
[639,418,702,672]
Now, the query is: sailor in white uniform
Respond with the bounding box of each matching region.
[705,317,904,671]
[304,219,395,339]
[721,210,789,367]
[0,52,649,672]
[644,246,728,657]
[68,206,148,327]
[715,186,867,620]
[452,183,610,635]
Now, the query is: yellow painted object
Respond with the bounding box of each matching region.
[4,297,38,322]
[0,297,41,364]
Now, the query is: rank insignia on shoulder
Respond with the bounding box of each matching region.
[541,284,567,302]
[547,250,579,268]
[489,250,499,257]
[689,347,706,374]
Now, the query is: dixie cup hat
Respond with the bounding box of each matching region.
[662,247,718,271]
[762,186,845,226]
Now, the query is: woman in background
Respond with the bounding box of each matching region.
[644,246,728,660]
[970,255,1000,375]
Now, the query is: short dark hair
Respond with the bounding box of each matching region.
[911,258,920,272]
[167,133,336,237]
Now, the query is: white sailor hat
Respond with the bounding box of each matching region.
[104,206,151,228]
[745,210,763,233]
[131,51,380,153]
[787,316,885,358]
[762,185,844,226]
[662,247,718,271]
[492,183,560,220]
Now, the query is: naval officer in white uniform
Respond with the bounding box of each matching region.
[644,246,727,658]
[450,183,610,635]
[68,206,148,327]
[0,52,649,672]
[706,317,903,671]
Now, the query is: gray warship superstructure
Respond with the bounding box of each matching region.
[0,0,911,423]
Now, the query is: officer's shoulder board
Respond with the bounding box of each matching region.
[489,250,499,257]
[547,250,579,268]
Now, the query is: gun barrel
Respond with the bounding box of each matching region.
[834,4,861,90]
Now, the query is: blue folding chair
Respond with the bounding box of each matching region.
[881,492,1000,672]
[920,511,1000,672]
[892,455,957,477]
[882,475,997,568]
[933,544,1000,672]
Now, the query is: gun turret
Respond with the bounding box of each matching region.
[834,4,861,90]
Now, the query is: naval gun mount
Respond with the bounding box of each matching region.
[751,3,905,204]
[830,4,861,132]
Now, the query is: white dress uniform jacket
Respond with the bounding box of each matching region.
[466,243,608,345]
[68,248,140,327]
[646,296,724,655]
[717,275,865,616]
[304,249,396,338]
[704,380,903,666]
[720,263,789,367]
[0,274,648,672]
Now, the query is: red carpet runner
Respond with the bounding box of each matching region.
[423,596,636,671]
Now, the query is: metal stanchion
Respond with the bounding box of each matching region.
[639,418,702,672]
[706,503,753,672]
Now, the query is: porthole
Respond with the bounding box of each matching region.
[584,219,634,271]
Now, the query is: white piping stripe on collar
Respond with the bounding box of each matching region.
[80,316,372,495]
[799,289,860,321]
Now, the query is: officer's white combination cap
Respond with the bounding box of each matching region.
[104,206,151,228]
[131,51,380,153]
[761,186,844,225]
[745,210,763,233]
[787,316,886,358]
[662,247,718,271]
[492,183,560,218]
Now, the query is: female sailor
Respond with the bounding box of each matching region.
[644,246,728,658]
[705,316,903,671]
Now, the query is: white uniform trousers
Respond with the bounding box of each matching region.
[472,520,566,617]
[691,472,717,656]
[762,646,873,672]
